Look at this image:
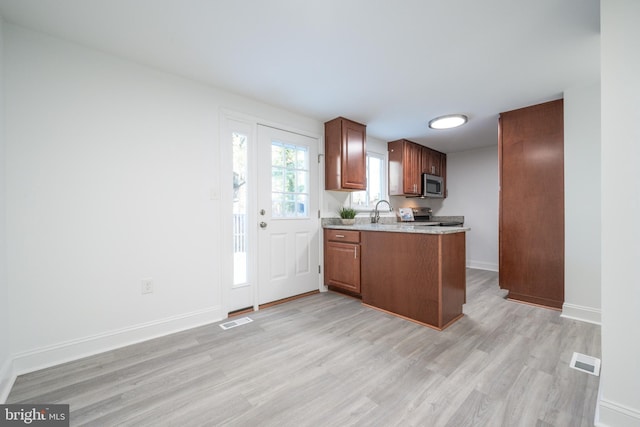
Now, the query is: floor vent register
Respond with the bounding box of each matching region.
[569,352,601,376]
[219,316,253,330]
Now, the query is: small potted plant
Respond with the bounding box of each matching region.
[338,207,357,225]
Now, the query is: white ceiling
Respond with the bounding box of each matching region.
[0,0,600,153]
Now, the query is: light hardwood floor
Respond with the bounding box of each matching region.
[8,269,601,426]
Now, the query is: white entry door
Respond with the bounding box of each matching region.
[257,125,319,304]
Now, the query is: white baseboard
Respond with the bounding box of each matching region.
[0,357,16,404]
[466,260,498,272]
[561,303,602,325]
[12,305,224,377]
[596,397,640,427]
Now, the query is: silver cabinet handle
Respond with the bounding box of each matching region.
[354,246,357,259]
[335,234,345,238]
[260,222,267,229]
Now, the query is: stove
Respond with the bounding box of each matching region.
[412,208,463,227]
[411,207,432,222]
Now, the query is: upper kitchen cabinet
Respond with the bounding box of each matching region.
[499,99,564,309]
[388,139,421,196]
[389,139,447,196]
[325,117,366,191]
[422,147,444,177]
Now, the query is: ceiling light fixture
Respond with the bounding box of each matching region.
[428,114,468,130]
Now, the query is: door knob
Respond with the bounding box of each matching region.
[259,209,266,215]
[260,221,267,229]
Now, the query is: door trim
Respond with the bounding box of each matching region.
[219,108,323,317]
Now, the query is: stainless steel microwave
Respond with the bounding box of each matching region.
[422,173,444,198]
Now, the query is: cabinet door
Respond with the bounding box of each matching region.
[341,120,366,190]
[388,139,428,196]
[324,241,361,293]
[422,148,442,176]
[499,99,564,309]
[402,142,421,195]
[388,140,404,196]
[430,150,442,176]
[325,117,366,191]
[420,147,430,175]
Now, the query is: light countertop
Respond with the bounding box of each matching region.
[324,223,470,235]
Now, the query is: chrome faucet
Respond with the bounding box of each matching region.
[372,200,393,223]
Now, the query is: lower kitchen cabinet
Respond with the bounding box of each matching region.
[323,229,361,294]
[360,230,466,330]
[323,226,467,329]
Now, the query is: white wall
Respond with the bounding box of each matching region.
[598,1,640,426]
[430,147,499,271]
[563,84,602,325]
[4,24,321,374]
[0,16,15,403]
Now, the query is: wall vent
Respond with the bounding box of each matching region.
[219,316,253,330]
[569,352,601,376]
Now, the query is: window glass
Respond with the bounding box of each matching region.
[271,142,309,218]
[352,152,386,208]
[232,132,248,285]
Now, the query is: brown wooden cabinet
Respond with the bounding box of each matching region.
[360,230,466,330]
[323,229,361,294]
[389,139,447,196]
[424,148,443,176]
[499,99,564,309]
[420,147,431,175]
[388,139,421,195]
[325,117,366,191]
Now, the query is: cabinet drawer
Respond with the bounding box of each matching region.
[326,229,360,243]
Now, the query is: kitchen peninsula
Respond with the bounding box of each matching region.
[323,223,469,330]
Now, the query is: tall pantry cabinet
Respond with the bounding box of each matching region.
[499,99,564,309]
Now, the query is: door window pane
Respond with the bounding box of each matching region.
[296,194,308,216]
[232,132,248,286]
[272,192,283,217]
[271,142,309,218]
[296,171,308,193]
[296,149,308,169]
[284,194,296,216]
[285,145,296,168]
[272,144,284,167]
[272,169,284,193]
[286,170,296,192]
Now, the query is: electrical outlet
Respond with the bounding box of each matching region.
[141,278,154,294]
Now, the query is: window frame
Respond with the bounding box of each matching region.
[350,150,388,211]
